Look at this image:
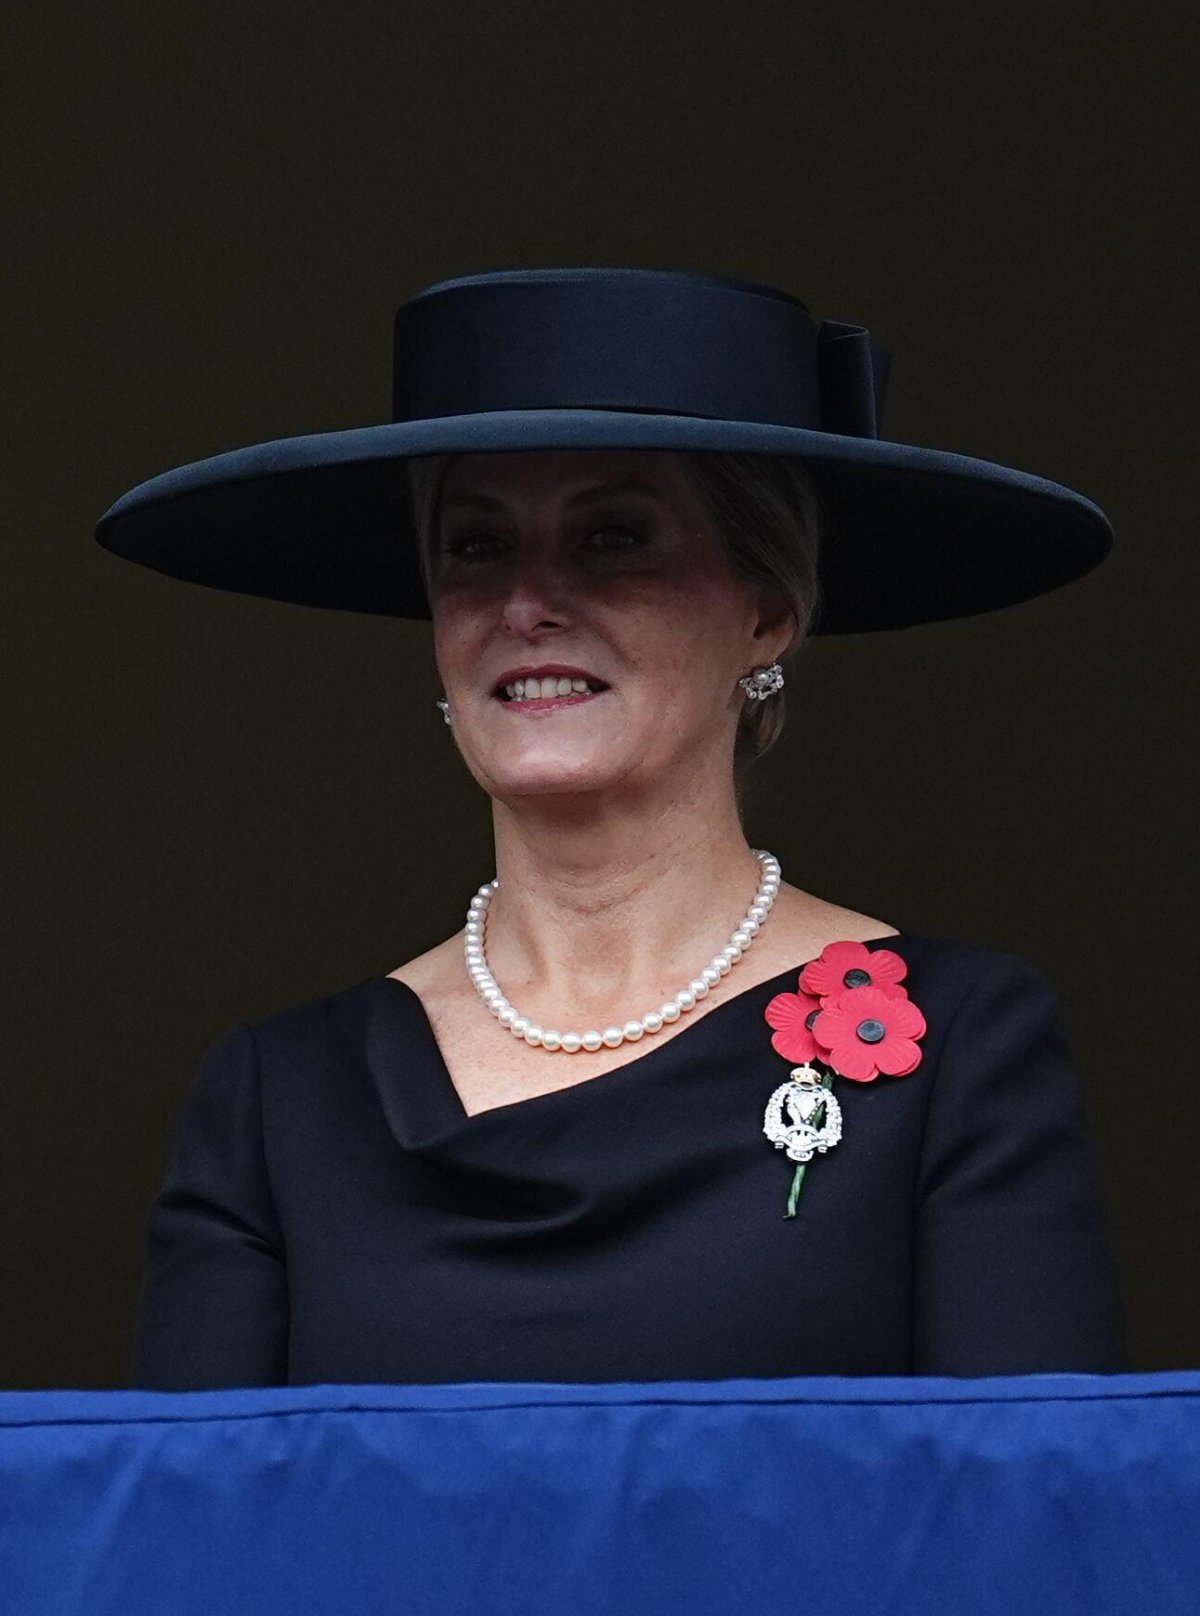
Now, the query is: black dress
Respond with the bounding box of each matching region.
[128,932,1128,1390]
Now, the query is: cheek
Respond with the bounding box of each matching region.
[649,572,746,667]
[430,600,485,677]
[618,588,745,709]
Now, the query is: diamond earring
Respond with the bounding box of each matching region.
[436,698,451,725]
[738,662,785,701]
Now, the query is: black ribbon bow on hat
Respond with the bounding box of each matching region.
[817,320,892,439]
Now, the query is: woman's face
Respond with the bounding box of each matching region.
[425,449,790,806]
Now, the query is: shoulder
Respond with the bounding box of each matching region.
[233,967,418,1066]
[182,937,460,1067]
[889,934,1092,1136]
[381,934,461,1002]
[898,929,1064,996]
[876,929,1073,1050]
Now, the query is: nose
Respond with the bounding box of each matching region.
[499,549,574,638]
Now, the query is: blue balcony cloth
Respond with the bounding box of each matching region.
[1,1371,1197,1616]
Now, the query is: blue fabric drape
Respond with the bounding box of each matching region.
[2,1370,1197,1615]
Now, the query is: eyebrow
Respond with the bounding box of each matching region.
[440,479,667,512]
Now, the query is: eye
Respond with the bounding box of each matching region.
[587,525,646,552]
[442,532,509,563]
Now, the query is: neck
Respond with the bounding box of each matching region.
[479,770,768,1022]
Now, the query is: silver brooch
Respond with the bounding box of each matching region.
[762,1064,843,1163]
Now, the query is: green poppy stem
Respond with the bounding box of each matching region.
[785,1163,807,1216]
[782,1072,834,1217]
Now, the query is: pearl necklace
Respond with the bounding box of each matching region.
[463,849,782,1052]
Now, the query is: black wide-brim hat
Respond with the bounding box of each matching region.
[94,267,1113,635]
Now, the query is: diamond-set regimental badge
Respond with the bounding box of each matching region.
[762,1064,844,1164]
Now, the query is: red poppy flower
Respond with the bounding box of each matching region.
[811,983,927,1082]
[800,939,909,1003]
[763,984,826,1064]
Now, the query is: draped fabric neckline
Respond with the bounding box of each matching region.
[372,931,906,1128]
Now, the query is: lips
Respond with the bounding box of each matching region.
[490,665,610,698]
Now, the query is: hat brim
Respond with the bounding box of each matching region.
[93,410,1112,635]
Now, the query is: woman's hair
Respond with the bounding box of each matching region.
[405,450,823,787]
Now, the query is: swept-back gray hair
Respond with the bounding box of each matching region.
[404,450,823,786]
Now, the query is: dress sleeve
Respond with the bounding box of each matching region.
[912,952,1128,1376]
[129,1021,289,1389]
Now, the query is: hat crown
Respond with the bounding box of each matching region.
[391,266,891,439]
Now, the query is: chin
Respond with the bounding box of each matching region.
[477,750,632,800]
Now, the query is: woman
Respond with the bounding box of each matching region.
[97,267,1128,1389]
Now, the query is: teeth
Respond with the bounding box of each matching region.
[501,676,604,701]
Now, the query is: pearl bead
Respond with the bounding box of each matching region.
[742,917,760,936]
[482,987,503,1006]
[602,1027,624,1048]
[731,930,751,949]
[723,943,742,963]
[677,988,696,1011]
[561,1032,583,1053]
[499,1007,518,1026]
[511,1017,529,1037]
[690,978,708,999]
[469,895,489,912]
[712,956,732,976]
[643,1011,663,1034]
[661,1001,681,1022]
[541,1030,562,1051]
[748,903,768,922]
[524,1024,544,1046]
[623,1020,644,1041]
[582,1030,603,1051]
[701,966,721,986]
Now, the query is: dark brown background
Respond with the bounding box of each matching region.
[3,2,1196,1386]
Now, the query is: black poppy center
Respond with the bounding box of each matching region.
[843,968,872,989]
[805,1008,821,1031]
[856,1018,887,1044]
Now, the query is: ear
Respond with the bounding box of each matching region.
[751,584,797,664]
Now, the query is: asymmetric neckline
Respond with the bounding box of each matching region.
[373,931,908,1125]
